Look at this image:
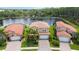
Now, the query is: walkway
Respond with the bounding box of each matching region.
[60,42,71,51]
[38,40,51,51]
[6,41,21,51]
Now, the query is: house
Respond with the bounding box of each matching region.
[30,21,50,40]
[4,23,24,41]
[56,21,77,42]
[30,21,51,51]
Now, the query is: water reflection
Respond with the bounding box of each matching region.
[2,18,55,26]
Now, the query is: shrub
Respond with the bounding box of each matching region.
[27,34,39,47]
[51,40,59,47]
[49,25,55,40]
[23,25,30,38]
[0,28,7,49]
[26,27,39,47]
[49,25,59,47]
[22,25,30,47]
[21,38,27,47]
[22,26,39,47]
[0,38,6,47]
[71,32,79,45]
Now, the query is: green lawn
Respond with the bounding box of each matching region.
[0,46,6,50]
[21,49,37,51]
[70,44,79,50]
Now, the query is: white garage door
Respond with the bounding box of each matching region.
[59,37,70,42]
[39,35,49,40]
[10,36,21,41]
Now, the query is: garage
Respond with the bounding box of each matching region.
[39,35,49,40]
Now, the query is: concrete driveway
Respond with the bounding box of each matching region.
[6,41,21,51]
[60,42,71,51]
[38,40,51,51]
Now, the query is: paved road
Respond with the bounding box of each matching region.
[38,40,51,51]
[6,41,21,51]
[60,42,71,51]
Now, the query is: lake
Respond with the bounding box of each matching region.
[1,18,55,26]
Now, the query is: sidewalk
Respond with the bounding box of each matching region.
[21,47,60,50]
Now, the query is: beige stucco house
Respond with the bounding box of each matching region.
[30,21,50,40]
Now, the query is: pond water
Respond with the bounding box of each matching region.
[2,18,55,26]
[3,18,31,26]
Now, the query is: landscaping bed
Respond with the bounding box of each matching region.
[21,25,39,48]
[22,36,38,47]
[0,28,7,50]
[49,25,59,47]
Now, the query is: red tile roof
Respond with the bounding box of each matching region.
[64,23,77,32]
[4,24,24,36]
[56,21,65,27]
[56,21,77,32]
[30,21,49,35]
[30,21,49,29]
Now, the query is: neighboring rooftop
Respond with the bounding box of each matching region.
[4,23,24,36]
[56,21,77,32]
[65,23,77,32]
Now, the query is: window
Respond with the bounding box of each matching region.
[38,28,48,33]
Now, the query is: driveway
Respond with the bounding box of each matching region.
[60,42,71,51]
[38,40,51,51]
[6,41,21,51]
